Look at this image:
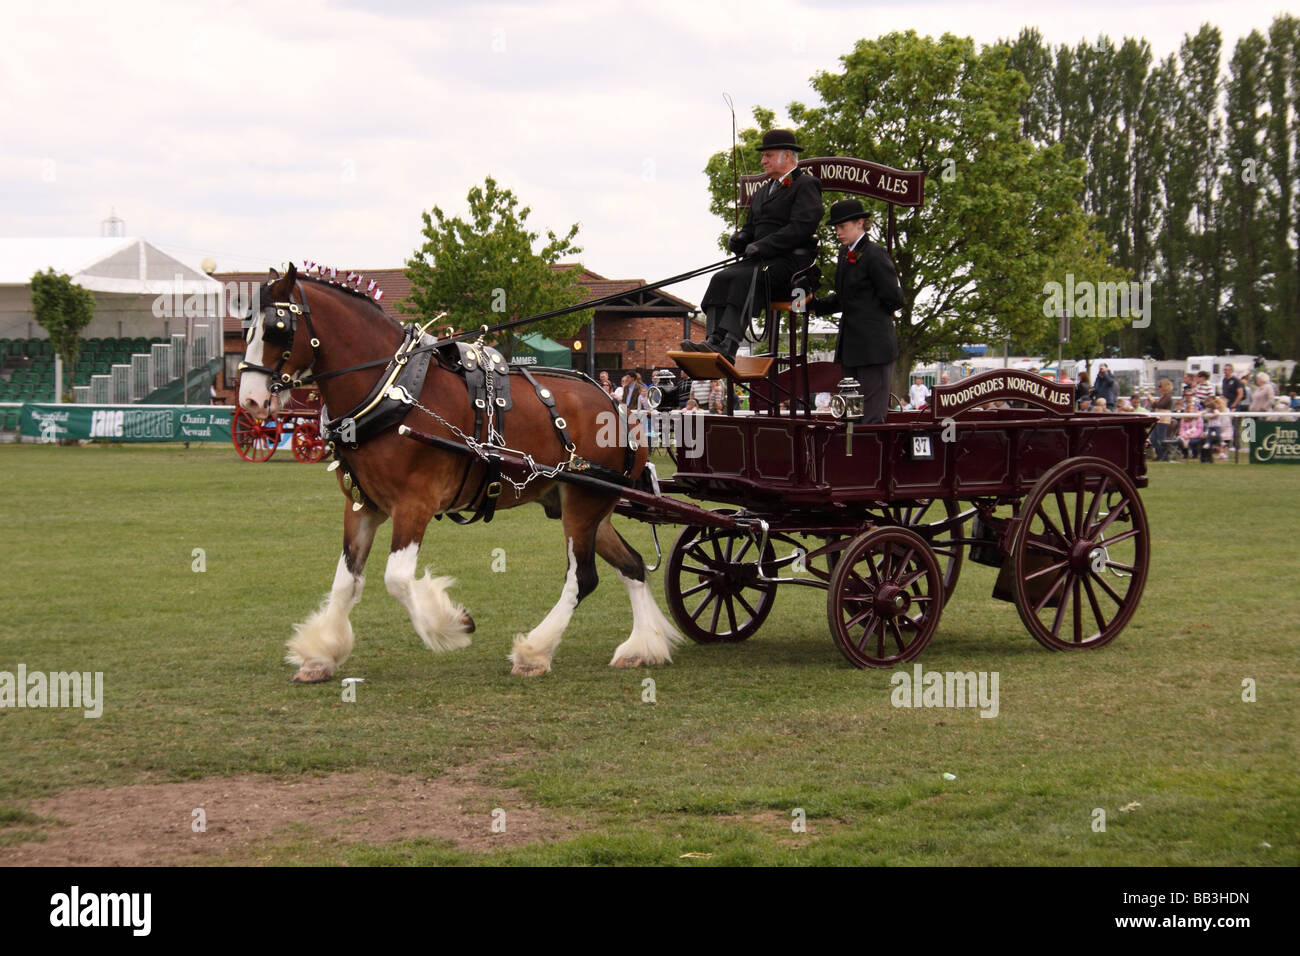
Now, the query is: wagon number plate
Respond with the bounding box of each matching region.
[910,434,934,460]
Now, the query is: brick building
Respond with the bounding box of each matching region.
[216,264,696,403]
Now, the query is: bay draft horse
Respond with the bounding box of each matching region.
[237,264,681,679]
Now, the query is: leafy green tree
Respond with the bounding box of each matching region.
[30,268,95,398]
[1264,15,1299,359]
[705,32,1129,396]
[1223,29,1270,353]
[401,177,591,357]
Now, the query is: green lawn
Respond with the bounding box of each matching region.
[0,442,1296,865]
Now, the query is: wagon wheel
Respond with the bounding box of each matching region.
[291,420,325,463]
[1011,456,1149,651]
[665,522,777,643]
[871,499,965,606]
[827,527,943,668]
[232,408,281,462]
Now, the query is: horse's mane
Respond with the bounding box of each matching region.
[264,272,403,330]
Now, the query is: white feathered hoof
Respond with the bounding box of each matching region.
[508,633,553,677]
[461,610,476,633]
[610,654,647,669]
[292,664,334,683]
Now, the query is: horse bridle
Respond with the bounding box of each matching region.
[237,280,322,394]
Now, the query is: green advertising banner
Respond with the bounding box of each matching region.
[20,404,233,443]
[1248,418,1300,463]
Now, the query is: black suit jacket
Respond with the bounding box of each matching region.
[730,167,822,271]
[815,239,904,368]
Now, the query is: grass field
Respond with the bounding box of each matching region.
[0,442,1296,865]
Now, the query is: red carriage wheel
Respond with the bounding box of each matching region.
[665,522,777,644]
[1011,457,1149,651]
[872,498,966,606]
[232,408,281,462]
[827,527,943,668]
[291,420,325,463]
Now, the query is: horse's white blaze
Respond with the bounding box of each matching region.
[286,552,365,675]
[510,538,580,674]
[237,318,271,414]
[385,542,471,652]
[610,574,684,667]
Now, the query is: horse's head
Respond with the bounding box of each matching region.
[237,263,319,419]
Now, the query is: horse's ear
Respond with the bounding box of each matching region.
[285,261,297,282]
[268,267,280,281]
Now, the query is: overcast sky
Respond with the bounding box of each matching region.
[1,0,1289,309]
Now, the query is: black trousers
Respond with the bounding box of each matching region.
[844,362,894,424]
[701,260,797,315]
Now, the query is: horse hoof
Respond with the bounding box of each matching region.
[292,666,333,683]
[510,662,549,677]
[461,611,476,634]
[611,655,645,669]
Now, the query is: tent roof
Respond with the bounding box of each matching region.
[0,237,221,295]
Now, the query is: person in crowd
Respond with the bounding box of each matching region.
[1116,396,1135,412]
[619,372,642,410]
[1091,397,1108,412]
[690,377,711,407]
[683,397,702,413]
[1193,370,1215,407]
[1177,397,1205,458]
[1075,371,1091,410]
[909,375,930,410]
[1078,397,1092,412]
[1220,363,1244,450]
[1290,390,1300,410]
[1248,371,1275,411]
[688,129,822,362]
[1181,371,1196,397]
[708,378,728,415]
[1151,379,1174,462]
[1207,397,1233,460]
[1093,363,1117,410]
[939,371,950,386]
[597,370,614,396]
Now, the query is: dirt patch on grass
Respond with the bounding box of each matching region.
[0,768,578,866]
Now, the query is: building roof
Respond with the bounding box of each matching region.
[0,237,220,294]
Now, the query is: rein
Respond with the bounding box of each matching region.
[240,257,738,394]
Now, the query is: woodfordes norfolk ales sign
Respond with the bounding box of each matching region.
[740,156,926,207]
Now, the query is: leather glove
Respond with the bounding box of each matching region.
[728,232,748,254]
[744,243,761,258]
[808,297,826,315]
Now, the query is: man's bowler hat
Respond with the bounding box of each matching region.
[756,129,804,153]
[827,198,872,226]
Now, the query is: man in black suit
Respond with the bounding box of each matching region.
[810,199,904,424]
[685,129,822,362]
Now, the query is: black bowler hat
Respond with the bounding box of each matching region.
[755,129,803,153]
[827,198,872,226]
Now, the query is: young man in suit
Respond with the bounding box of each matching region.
[809,199,904,424]
[685,129,823,362]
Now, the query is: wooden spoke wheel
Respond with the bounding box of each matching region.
[291,420,325,463]
[665,522,777,644]
[827,527,943,668]
[232,408,281,462]
[1011,456,1149,651]
[871,499,966,606]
